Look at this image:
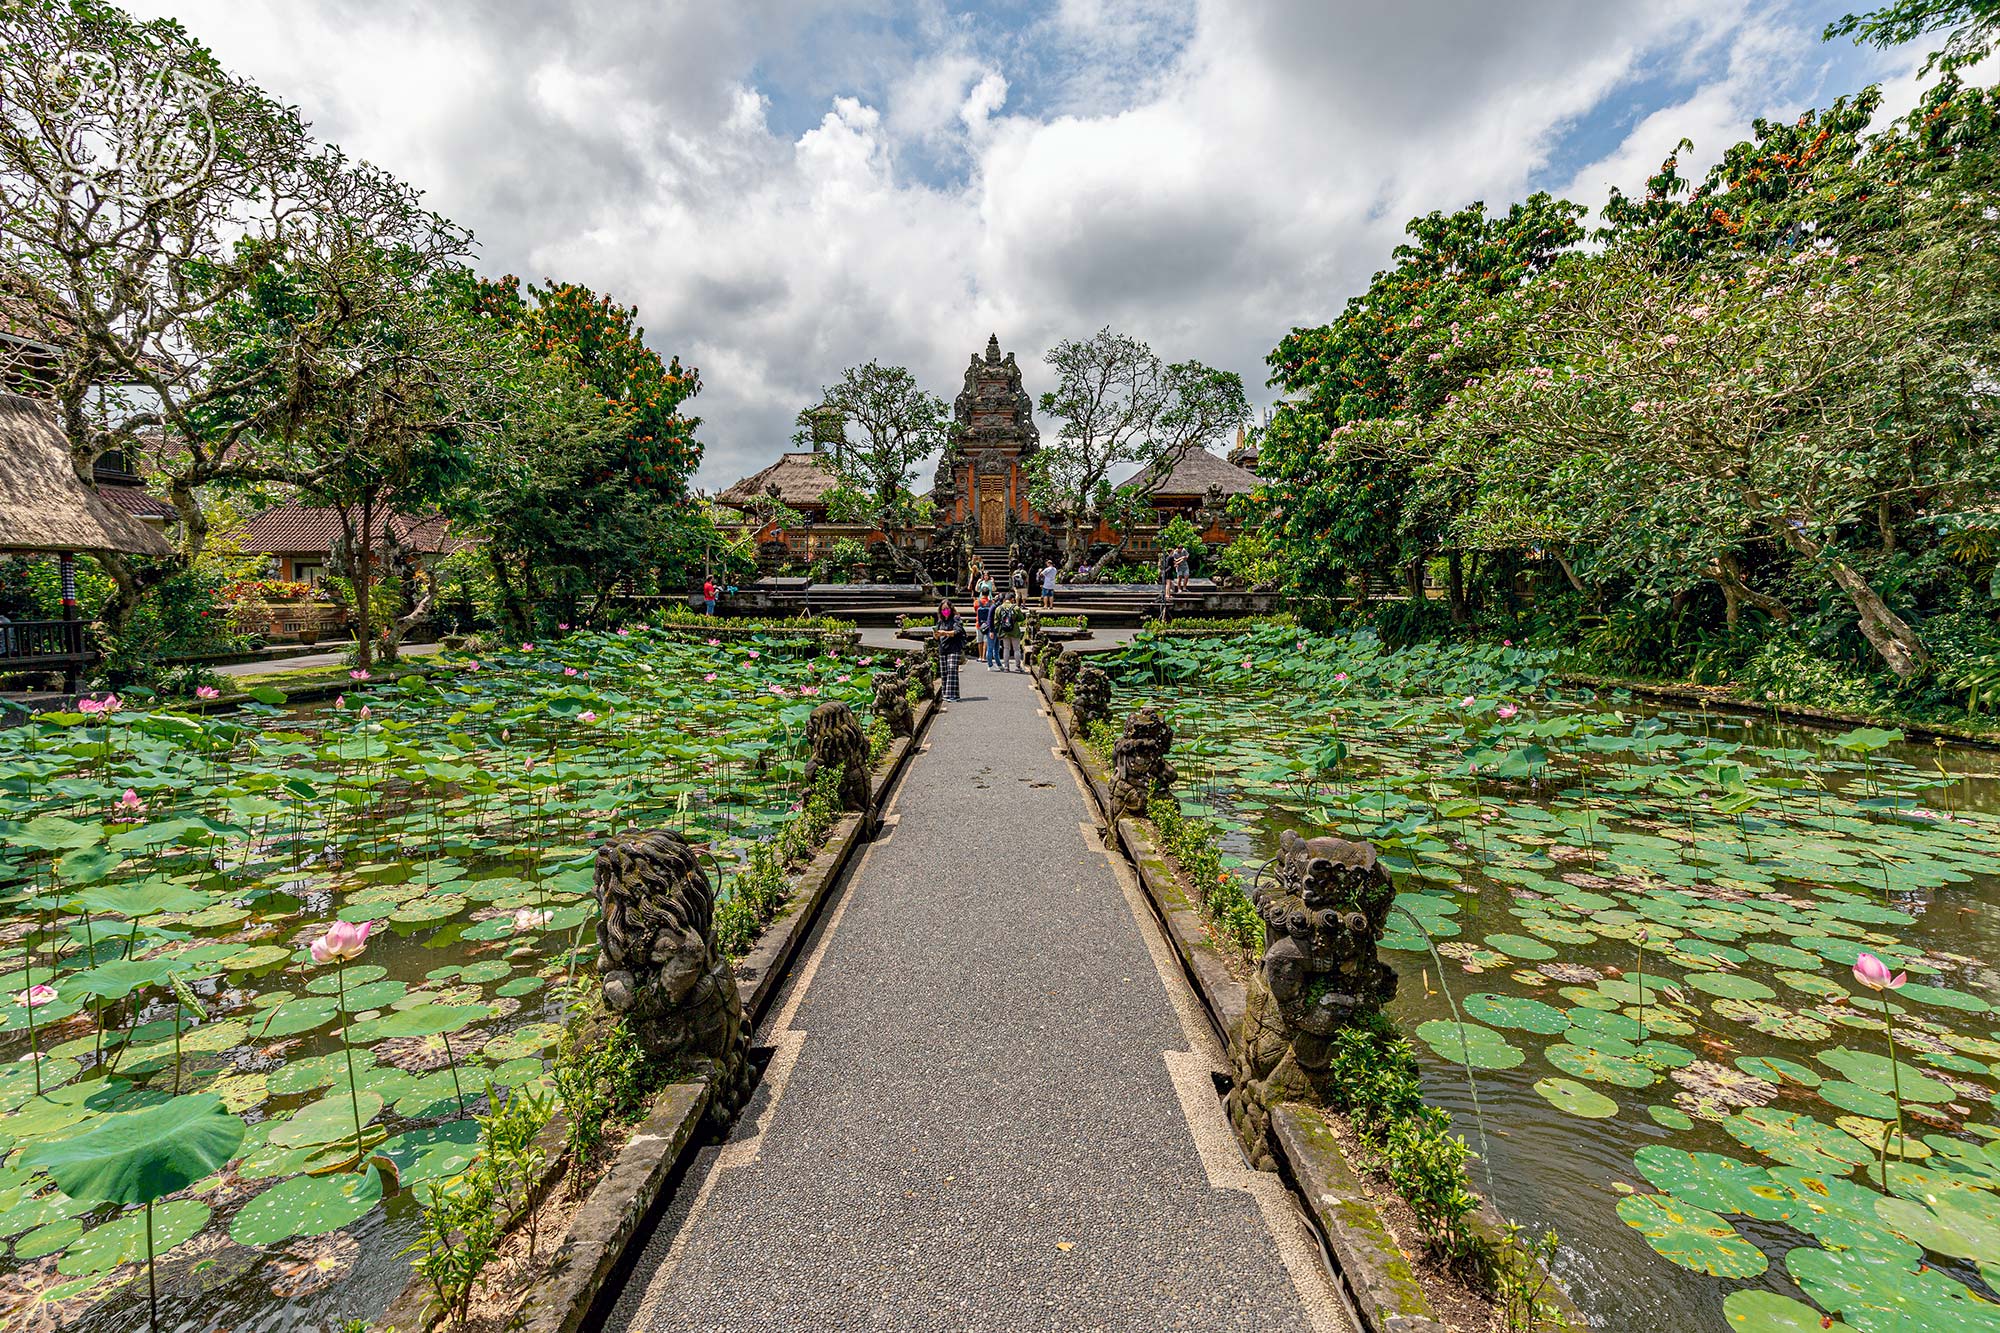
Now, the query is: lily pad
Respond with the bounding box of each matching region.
[1615,1192,1767,1277]
[228,1165,386,1245]
[1534,1077,1618,1119]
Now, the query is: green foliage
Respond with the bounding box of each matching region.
[1325,1017,1480,1259]
[1150,797,1260,951]
[1215,530,1281,588]
[405,1151,500,1330]
[549,980,649,1173]
[715,841,789,959]
[1156,515,1206,557]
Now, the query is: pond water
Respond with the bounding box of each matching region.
[0,629,885,1332]
[1100,628,2000,1333]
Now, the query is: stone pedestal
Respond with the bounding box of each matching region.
[594,830,753,1126]
[1227,831,1399,1171]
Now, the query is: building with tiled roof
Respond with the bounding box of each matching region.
[239,503,476,584]
[1118,448,1258,503]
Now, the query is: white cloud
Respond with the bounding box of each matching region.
[128,0,1925,491]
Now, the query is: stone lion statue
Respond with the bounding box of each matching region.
[594,829,751,1125]
[804,700,875,834]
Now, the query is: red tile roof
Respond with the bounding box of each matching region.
[93,484,177,521]
[239,504,474,555]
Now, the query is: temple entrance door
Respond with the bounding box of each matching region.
[978,476,1007,546]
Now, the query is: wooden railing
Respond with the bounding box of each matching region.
[0,619,86,663]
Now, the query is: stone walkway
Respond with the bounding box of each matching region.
[606,661,1348,1332]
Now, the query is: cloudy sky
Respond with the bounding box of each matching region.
[132,0,1941,492]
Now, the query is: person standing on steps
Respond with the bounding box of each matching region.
[935,600,965,704]
[1010,564,1027,607]
[975,593,995,669]
[702,576,718,617]
[995,594,1022,671]
[977,570,996,600]
[1174,543,1192,593]
[1039,560,1058,609]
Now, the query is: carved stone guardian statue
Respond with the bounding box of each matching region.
[1227,830,1399,1170]
[804,700,875,834]
[594,829,753,1126]
[873,666,914,738]
[1070,664,1110,731]
[1109,706,1176,822]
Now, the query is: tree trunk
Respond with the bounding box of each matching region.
[1550,549,1586,594]
[1773,521,1929,678]
[1403,559,1424,601]
[488,549,532,640]
[1708,551,1790,628]
[349,498,375,673]
[1878,498,1896,555]
[1446,550,1467,624]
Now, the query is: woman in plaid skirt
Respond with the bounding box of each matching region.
[936,601,965,703]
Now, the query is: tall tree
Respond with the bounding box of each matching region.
[466,275,705,626]
[1254,195,1585,611]
[1028,328,1247,573]
[0,0,309,625]
[797,360,948,525]
[1827,0,2000,72]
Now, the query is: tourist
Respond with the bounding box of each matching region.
[995,594,1022,671]
[1159,548,1174,599]
[936,600,965,703]
[1010,564,1027,605]
[977,570,996,599]
[702,576,718,617]
[1039,560,1058,609]
[1174,544,1191,593]
[981,594,1003,669]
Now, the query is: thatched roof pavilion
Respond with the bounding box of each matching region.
[0,392,172,556]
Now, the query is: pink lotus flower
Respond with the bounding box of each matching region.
[522,643,535,652]
[334,694,346,710]
[1503,639,1514,647]
[1334,672,1348,683]
[349,669,371,681]
[195,685,220,700]
[858,657,874,666]
[513,907,553,933]
[466,660,482,672]
[1853,952,1906,992]
[1240,657,1253,668]
[359,705,371,720]
[564,667,579,677]
[801,685,821,697]
[1497,704,1518,719]
[559,623,571,631]
[117,789,145,814]
[309,920,372,965]
[1461,696,1477,707]
[579,710,599,723]
[836,674,851,683]
[617,628,630,637]
[746,650,760,659]
[703,672,717,682]
[78,694,122,716]
[768,684,788,696]
[706,638,721,647]
[16,984,56,1008]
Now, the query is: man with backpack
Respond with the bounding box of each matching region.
[994,595,1022,671]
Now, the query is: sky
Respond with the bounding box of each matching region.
[130,0,1947,493]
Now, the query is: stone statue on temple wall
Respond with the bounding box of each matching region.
[594,830,753,1127]
[805,700,875,835]
[1227,830,1400,1171]
[1109,705,1176,822]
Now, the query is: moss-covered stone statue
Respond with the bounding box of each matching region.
[595,829,753,1127]
[805,699,874,835]
[872,664,915,738]
[1227,829,1399,1171]
[1109,705,1176,822]
[1070,664,1110,731]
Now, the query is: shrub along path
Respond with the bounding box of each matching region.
[606,663,1347,1332]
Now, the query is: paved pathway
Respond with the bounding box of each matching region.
[607,661,1346,1332]
[210,642,441,676]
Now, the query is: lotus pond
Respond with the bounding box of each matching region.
[0,628,884,1332]
[1100,626,2000,1333]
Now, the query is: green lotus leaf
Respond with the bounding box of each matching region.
[1546,1042,1657,1088]
[1462,993,1570,1034]
[20,1094,244,1206]
[1688,971,1778,1001]
[1615,1192,1766,1277]
[228,1164,385,1245]
[56,1198,209,1276]
[306,964,388,994]
[1874,1192,2000,1264]
[1735,1055,1822,1088]
[220,944,292,972]
[349,1003,490,1044]
[1788,1242,2000,1333]
[1818,1048,1956,1104]
[1632,1146,1799,1221]
[1648,1104,1695,1131]
[339,978,409,1011]
[1722,1290,1847,1332]
[251,996,340,1039]
[268,1091,385,1148]
[1413,1020,1525,1071]
[1533,1077,1617,1119]
[1723,1108,1875,1173]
